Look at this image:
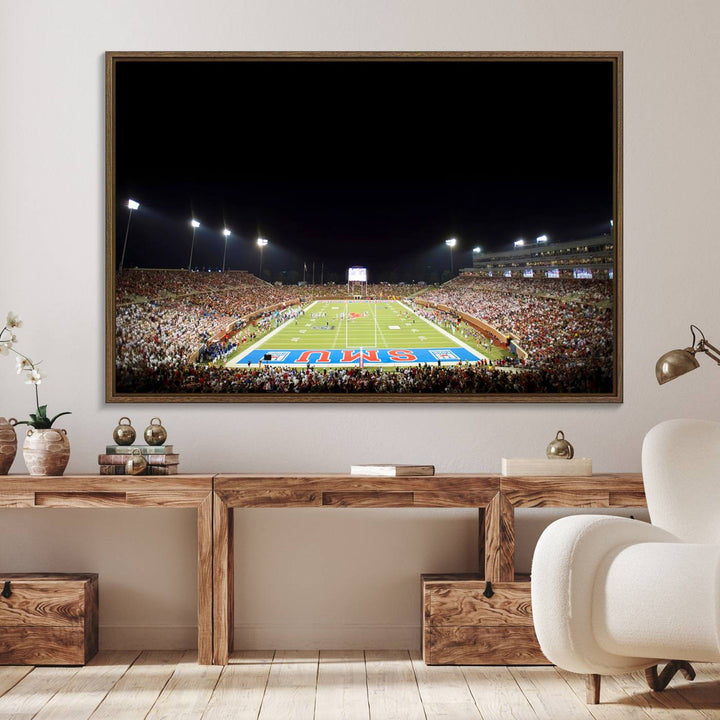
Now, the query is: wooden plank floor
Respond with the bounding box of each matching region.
[0,651,718,720]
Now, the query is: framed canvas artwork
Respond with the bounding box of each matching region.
[106,51,622,403]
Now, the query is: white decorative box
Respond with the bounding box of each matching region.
[501,457,592,476]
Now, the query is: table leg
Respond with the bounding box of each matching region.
[213,492,234,664]
[483,492,515,582]
[197,493,213,665]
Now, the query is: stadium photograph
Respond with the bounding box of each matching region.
[107,52,622,402]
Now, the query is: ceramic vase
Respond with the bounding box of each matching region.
[0,417,17,475]
[22,428,70,476]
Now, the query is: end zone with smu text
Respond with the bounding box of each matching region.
[232,347,483,367]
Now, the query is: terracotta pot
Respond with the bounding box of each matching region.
[0,417,18,475]
[22,428,70,476]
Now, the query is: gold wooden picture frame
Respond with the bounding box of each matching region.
[106,51,622,403]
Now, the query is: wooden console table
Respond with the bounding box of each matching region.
[212,473,646,665]
[1,473,647,666]
[0,475,214,665]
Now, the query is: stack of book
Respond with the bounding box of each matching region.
[98,445,180,475]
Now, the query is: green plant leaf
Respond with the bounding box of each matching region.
[48,411,71,427]
[36,405,48,419]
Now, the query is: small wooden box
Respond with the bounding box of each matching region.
[422,573,548,665]
[0,573,98,665]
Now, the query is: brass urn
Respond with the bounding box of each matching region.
[546,430,574,459]
[125,449,147,475]
[112,417,136,446]
[144,418,167,446]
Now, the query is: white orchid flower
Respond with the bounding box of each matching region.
[25,368,46,385]
[3,309,71,429]
[6,312,22,329]
[16,356,33,373]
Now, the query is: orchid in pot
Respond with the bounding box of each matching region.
[1,312,72,475]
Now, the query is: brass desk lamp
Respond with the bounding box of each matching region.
[656,325,720,384]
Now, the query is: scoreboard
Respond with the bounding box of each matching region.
[348,267,367,282]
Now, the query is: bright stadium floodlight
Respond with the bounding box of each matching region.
[188,219,200,271]
[257,237,269,278]
[445,238,457,274]
[473,246,482,253]
[222,229,231,272]
[514,239,525,247]
[536,235,548,243]
[119,198,140,271]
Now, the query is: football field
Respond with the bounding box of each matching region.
[227,300,489,368]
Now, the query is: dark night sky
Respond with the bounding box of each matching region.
[115,58,615,282]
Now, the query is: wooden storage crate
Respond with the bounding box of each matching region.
[0,573,98,665]
[422,573,548,665]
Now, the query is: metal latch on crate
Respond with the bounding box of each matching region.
[1,581,11,598]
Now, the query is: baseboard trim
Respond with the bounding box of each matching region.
[99,624,421,650]
[233,623,421,650]
[100,625,198,650]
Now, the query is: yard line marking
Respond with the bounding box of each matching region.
[227,301,316,365]
[373,306,392,349]
[397,301,487,361]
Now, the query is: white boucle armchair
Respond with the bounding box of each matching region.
[531,418,720,704]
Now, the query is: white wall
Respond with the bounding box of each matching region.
[1,0,719,650]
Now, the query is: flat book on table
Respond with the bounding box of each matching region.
[105,445,174,454]
[98,453,179,466]
[350,464,435,477]
[98,464,179,475]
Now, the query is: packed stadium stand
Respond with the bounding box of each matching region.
[114,266,614,395]
[464,233,614,279]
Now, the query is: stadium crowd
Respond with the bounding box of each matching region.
[419,276,613,375]
[117,269,427,304]
[115,268,613,395]
[116,360,609,395]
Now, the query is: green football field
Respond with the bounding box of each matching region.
[227,300,500,368]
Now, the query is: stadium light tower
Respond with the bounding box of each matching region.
[473,246,482,254]
[257,237,268,278]
[536,235,548,244]
[514,238,525,248]
[119,198,140,272]
[188,219,200,271]
[222,228,231,272]
[445,238,457,273]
